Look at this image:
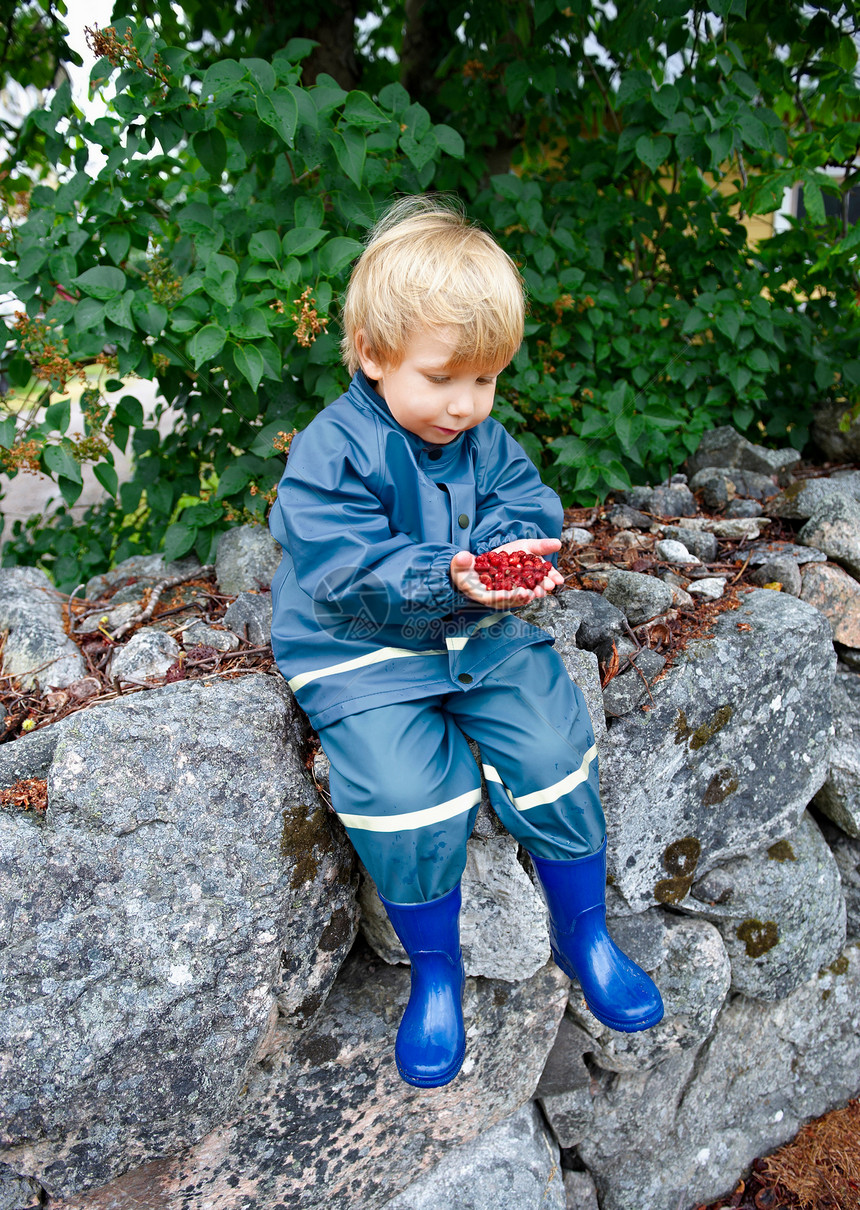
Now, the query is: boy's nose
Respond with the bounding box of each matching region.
[447,392,475,417]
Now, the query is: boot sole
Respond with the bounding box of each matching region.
[396,1043,466,1088]
[552,951,664,1033]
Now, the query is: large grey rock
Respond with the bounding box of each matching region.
[566,917,730,1074]
[685,426,800,478]
[800,562,860,649]
[600,571,674,627]
[724,497,762,518]
[0,723,64,789]
[563,1171,599,1210]
[179,619,240,652]
[799,493,860,580]
[685,813,846,1000]
[671,515,769,540]
[382,1102,565,1210]
[215,525,282,595]
[0,1164,43,1210]
[52,950,569,1210]
[84,554,199,601]
[0,567,85,691]
[107,627,180,684]
[532,612,606,745]
[647,481,697,518]
[750,556,802,596]
[686,576,726,600]
[766,472,860,520]
[661,526,718,563]
[811,400,860,462]
[0,675,357,1198]
[655,539,700,565]
[222,590,273,646]
[558,590,625,652]
[745,539,827,566]
[576,944,860,1210]
[360,834,550,982]
[599,590,835,910]
[814,667,860,838]
[817,816,860,939]
[602,648,665,719]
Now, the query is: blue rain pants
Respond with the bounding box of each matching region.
[317,642,606,904]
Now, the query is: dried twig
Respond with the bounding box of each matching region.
[111,565,216,640]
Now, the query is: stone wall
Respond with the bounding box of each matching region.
[1,428,859,1210]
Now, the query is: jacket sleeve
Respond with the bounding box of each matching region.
[469,421,564,557]
[270,425,466,626]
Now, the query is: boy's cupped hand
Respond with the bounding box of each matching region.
[450,538,564,609]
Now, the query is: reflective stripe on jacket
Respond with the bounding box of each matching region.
[268,370,564,728]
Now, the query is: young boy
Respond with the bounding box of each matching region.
[268,195,662,1089]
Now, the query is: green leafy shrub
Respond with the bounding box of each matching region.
[2,1,859,588]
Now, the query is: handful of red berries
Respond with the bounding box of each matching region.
[472,549,556,592]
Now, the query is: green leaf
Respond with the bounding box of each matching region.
[343,90,387,127]
[140,302,170,340]
[248,230,282,263]
[104,228,130,265]
[200,59,245,100]
[714,310,740,342]
[378,82,410,114]
[94,462,119,496]
[433,124,465,158]
[74,266,126,301]
[331,126,366,186]
[549,434,588,465]
[728,365,752,396]
[162,521,197,562]
[242,58,276,94]
[43,444,82,482]
[652,85,679,118]
[105,290,134,329]
[215,463,254,498]
[194,128,228,178]
[617,70,651,106]
[234,343,264,392]
[635,134,671,173]
[319,236,364,276]
[504,61,531,111]
[59,476,84,506]
[114,395,144,427]
[280,38,319,63]
[189,324,227,369]
[45,398,71,433]
[400,129,438,172]
[255,88,298,146]
[705,129,733,167]
[75,297,105,331]
[282,226,327,257]
[803,178,826,226]
[0,416,16,448]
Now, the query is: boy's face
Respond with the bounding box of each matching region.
[356,328,506,445]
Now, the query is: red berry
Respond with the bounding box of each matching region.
[474,554,490,571]
[487,551,504,567]
[479,573,492,586]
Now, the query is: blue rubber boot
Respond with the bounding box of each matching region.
[378,884,466,1088]
[529,840,664,1033]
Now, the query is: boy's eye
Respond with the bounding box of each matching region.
[427,376,449,384]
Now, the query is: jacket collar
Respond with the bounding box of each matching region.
[348,370,467,464]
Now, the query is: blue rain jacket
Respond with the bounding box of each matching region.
[268,370,564,729]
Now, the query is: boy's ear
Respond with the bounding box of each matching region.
[354,330,387,380]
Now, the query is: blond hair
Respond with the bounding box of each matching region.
[341,195,525,375]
